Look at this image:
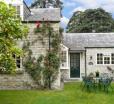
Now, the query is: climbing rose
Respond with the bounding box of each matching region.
[36,21,40,28]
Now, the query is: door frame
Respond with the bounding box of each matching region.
[69,53,81,79]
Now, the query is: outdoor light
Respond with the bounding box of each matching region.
[90,56,92,60]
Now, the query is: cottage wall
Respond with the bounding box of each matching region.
[26,23,60,58]
[0,73,37,90]
[26,23,61,89]
[0,22,61,90]
[0,1,61,89]
[86,48,114,76]
[61,47,114,81]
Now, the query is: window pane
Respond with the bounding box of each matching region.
[104,57,110,64]
[97,53,103,64]
[61,51,66,62]
[111,53,114,64]
[16,56,20,68]
[12,55,21,68]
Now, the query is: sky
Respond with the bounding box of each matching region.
[25,0,114,29]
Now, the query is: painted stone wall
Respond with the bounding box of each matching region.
[86,48,114,77]
[62,48,114,81]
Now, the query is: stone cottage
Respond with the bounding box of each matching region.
[1,0,114,89]
[0,0,61,89]
[61,33,114,81]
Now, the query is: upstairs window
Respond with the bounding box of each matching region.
[9,4,20,18]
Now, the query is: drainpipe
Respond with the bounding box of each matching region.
[48,24,51,89]
[85,48,87,77]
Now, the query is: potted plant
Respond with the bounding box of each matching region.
[95,70,99,77]
[88,72,94,78]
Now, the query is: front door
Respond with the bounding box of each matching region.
[70,53,80,78]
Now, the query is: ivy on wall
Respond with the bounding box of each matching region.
[23,21,62,89]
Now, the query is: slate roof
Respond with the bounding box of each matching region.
[24,8,60,22]
[63,33,114,51]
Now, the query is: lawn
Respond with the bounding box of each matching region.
[0,82,114,104]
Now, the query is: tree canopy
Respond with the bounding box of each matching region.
[0,2,28,73]
[66,8,114,33]
[30,0,63,9]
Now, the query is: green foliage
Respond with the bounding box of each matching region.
[34,22,48,34]
[0,2,28,73]
[43,51,60,88]
[0,54,16,73]
[67,8,114,33]
[23,55,44,85]
[23,41,43,85]
[34,22,61,52]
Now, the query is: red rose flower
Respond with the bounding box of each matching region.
[36,21,40,28]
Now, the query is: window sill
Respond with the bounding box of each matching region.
[60,67,69,69]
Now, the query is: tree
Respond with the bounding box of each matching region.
[30,0,63,9]
[66,8,114,33]
[0,2,28,73]
[30,0,46,8]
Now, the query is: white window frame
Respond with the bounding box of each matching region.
[96,53,114,65]
[60,44,69,69]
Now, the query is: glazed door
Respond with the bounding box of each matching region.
[70,53,80,78]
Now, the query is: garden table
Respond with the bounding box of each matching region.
[82,77,95,91]
[93,77,100,83]
[99,77,113,93]
[82,77,113,93]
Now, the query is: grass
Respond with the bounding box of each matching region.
[0,82,114,104]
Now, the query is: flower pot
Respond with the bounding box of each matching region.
[96,72,99,77]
